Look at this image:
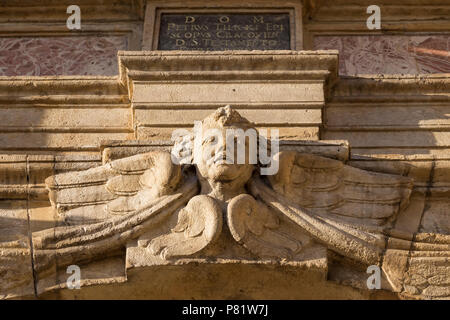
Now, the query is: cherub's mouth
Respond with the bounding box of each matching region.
[209,153,233,166]
[214,159,233,165]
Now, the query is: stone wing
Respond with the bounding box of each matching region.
[267,151,414,226]
[148,195,223,260]
[227,194,303,260]
[45,151,183,224]
[33,174,199,276]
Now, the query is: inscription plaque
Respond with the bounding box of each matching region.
[158,13,291,50]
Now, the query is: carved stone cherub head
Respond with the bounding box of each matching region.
[172,106,257,203]
[194,106,256,202]
[195,106,254,178]
[171,105,280,205]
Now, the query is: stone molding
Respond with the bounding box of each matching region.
[0,51,448,299]
[0,0,145,23]
[142,0,304,50]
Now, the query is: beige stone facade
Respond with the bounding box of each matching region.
[0,0,449,300]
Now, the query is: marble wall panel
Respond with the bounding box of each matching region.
[0,36,127,76]
[314,35,450,75]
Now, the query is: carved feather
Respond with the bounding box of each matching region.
[45,151,183,224]
[227,194,302,260]
[267,151,413,226]
[148,195,223,260]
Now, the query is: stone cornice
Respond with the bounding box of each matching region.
[2,58,448,106]
[331,74,450,103]
[0,0,145,23]
[302,0,450,49]
[118,50,340,99]
[0,76,129,106]
[4,0,449,26]
[99,139,349,163]
[304,0,450,22]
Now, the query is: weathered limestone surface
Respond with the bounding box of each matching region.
[314,35,450,75]
[3,1,450,77]
[304,0,450,75]
[0,0,144,76]
[119,50,338,142]
[0,103,448,299]
[0,36,128,76]
[0,49,448,299]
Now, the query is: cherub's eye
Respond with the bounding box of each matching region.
[202,136,215,145]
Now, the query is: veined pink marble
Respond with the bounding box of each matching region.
[0,36,127,76]
[314,35,450,75]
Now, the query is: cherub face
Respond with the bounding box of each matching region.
[195,126,254,184]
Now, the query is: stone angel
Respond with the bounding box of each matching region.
[1,106,448,299]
